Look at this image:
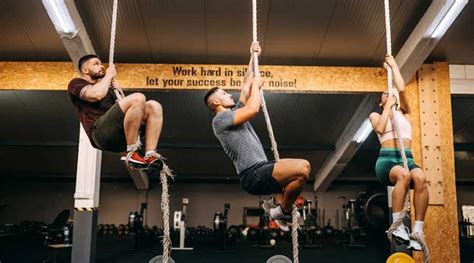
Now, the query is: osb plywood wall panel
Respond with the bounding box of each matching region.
[0,62,387,93]
[418,66,444,205]
[412,63,459,262]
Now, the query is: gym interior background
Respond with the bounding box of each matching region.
[1,0,474,262]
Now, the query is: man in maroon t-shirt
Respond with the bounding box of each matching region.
[68,54,163,170]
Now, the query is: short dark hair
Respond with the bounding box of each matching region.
[203,87,220,108]
[78,54,99,72]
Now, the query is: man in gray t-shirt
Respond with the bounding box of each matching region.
[204,42,311,231]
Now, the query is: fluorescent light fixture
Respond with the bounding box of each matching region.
[426,0,468,39]
[42,0,77,35]
[353,119,373,144]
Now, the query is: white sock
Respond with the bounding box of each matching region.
[392,212,404,227]
[413,221,424,234]
[126,144,136,152]
[392,212,402,222]
[145,151,156,158]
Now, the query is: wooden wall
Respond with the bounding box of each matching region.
[0,62,386,93]
[410,63,459,262]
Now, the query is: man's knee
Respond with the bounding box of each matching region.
[296,159,311,181]
[146,100,163,116]
[129,93,146,107]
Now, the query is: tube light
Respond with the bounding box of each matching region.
[353,119,373,144]
[428,0,468,39]
[42,0,77,36]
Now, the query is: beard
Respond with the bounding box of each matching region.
[90,70,106,80]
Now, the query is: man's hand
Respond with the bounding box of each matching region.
[250,41,261,56]
[252,75,263,90]
[384,54,398,69]
[111,79,120,89]
[106,64,117,79]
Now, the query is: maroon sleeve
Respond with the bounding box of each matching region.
[68,78,91,98]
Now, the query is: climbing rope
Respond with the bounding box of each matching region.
[159,163,174,263]
[108,2,174,262]
[383,0,429,261]
[108,0,123,101]
[252,0,299,262]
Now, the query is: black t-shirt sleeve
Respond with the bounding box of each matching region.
[68,78,90,98]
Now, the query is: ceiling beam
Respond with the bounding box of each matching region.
[61,0,95,65]
[313,0,468,192]
[126,166,149,190]
[313,94,379,192]
[396,0,469,82]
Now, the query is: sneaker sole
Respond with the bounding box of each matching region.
[148,161,163,170]
[392,234,410,245]
[274,220,289,232]
[120,158,148,169]
[407,245,422,251]
[130,164,149,170]
[120,157,145,163]
[120,156,147,164]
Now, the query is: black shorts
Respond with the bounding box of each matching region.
[91,103,127,152]
[239,160,282,195]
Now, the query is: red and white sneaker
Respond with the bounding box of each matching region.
[120,152,148,169]
[144,152,164,171]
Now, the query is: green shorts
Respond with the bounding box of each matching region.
[91,103,127,152]
[375,148,420,186]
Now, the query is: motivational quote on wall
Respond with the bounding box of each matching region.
[144,65,297,89]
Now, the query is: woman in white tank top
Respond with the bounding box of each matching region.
[368,55,429,251]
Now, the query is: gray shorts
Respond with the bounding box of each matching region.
[91,103,127,152]
[239,161,282,195]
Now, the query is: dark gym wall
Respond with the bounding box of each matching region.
[1,181,373,228]
[2,182,473,227]
[456,185,474,217]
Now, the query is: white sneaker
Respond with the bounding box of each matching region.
[269,206,290,231]
[261,197,277,214]
[269,206,301,232]
[392,225,410,245]
[407,232,424,251]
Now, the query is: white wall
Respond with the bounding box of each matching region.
[449,64,474,94]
